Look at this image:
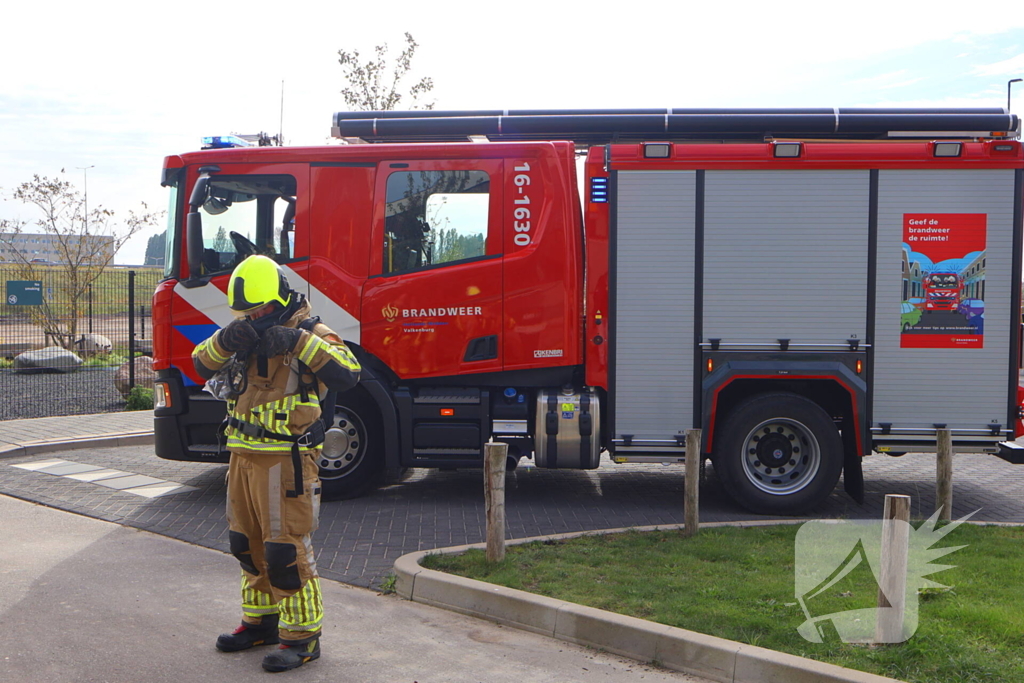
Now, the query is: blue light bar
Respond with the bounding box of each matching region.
[590,177,609,203]
[201,135,252,149]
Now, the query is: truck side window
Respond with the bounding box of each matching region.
[198,174,296,275]
[383,170,490,275]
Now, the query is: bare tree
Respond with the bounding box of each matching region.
[338,32,435,111]
[0,172,162,349]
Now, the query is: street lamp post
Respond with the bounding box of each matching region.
[76,165,95,233]
[1008,79,1022,113]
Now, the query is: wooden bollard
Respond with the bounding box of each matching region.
[683,429,702,537]
[875,494,911,644]
[484,441,507,563]
[936,429,953,522]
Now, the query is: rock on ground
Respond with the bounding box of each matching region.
[115,356,155,398]
[14,346,83,374]
[74,333,113,358]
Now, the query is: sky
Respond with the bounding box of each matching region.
[5,0,1024,264]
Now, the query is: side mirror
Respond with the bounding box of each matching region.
[189,176,211,209]
[185,175,213,281]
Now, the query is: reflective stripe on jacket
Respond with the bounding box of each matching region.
[192,300,361,455]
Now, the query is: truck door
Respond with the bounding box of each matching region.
[361,160,504,378]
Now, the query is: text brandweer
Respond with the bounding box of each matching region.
[403,307,483,318]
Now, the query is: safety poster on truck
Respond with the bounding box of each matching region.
[900,213,986,349]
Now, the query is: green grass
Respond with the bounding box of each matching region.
[377,574,398,595]
[422,525,1024,683]
[82,352,128,367]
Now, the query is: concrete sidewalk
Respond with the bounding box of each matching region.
[0,411,153,458]
[1,494,710,683]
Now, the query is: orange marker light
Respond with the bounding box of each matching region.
[856,359,863,374]
[707,358,714,373]
[440,408,455,416]
[155,383,171,409]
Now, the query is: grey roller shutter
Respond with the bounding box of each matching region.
[872,169,1014,431]
[703,170,870,348]
[613,171,697,441]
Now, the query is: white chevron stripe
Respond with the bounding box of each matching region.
[282,265,361,344]
[172,281,235,327]
[173,267,361,344]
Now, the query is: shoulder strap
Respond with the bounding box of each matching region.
[296,314,336,429]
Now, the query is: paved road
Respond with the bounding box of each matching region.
[2,494,711,683]
[2,445,1021,589]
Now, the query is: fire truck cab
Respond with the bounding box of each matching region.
[153,108,1024,515]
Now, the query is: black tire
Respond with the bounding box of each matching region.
[316,392,385,500]
[713,393,842,515]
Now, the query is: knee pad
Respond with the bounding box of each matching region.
[229,531,259,576]
[265,542,302,591]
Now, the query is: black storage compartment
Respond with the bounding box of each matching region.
[414,423,480,449]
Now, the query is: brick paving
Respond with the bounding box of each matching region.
[2,444,1022,590]
[0,412,152,451]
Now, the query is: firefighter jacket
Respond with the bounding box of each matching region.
[192,299,361,456]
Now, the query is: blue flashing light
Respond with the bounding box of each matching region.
[591,177,609,203]
[202,135,253,149]
[503,387,518,398]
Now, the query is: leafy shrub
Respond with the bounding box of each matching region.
[125,386,154,411]
[0,358,13,369]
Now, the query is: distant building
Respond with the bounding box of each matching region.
[0,232,115,265]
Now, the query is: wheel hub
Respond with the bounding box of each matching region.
[741,419,820,496]
[755,432,792,467]
[318,415,363,477]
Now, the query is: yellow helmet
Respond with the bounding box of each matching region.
[227,255,292,316]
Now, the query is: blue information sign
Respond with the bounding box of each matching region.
[5,280,43,306]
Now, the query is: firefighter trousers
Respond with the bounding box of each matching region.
[226,449,323,641]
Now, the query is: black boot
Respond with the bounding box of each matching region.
[261,635,320,673]
[216,614,280,652]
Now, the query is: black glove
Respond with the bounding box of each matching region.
[219,319,259,354]
[259,325,303,357]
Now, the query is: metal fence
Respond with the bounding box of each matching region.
[0,265,162,421]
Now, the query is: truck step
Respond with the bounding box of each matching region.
[412,448,481,456]
[412,390,481,404]
[611,455,687,464]
[186,444,229,459]
[996,441,1024,464]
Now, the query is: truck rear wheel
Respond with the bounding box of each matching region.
[714,393,842,515]
[317,394,384,500]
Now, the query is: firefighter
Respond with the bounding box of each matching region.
[192,255,360,673]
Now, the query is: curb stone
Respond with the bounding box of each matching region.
[394,522,904,683]
[0,432,154,459]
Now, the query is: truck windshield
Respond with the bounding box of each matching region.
[925,274,959,289]
[162,180,180,279]
[196,174,297,276]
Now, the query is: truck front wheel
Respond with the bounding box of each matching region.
[317,394,384,500]
[714,393,842,515]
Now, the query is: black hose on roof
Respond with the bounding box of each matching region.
[331,109,1018,143]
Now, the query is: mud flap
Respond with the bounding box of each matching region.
[842,424,864,504]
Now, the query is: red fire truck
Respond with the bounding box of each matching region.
[153,108,1024,514]
[922,272,963,311]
